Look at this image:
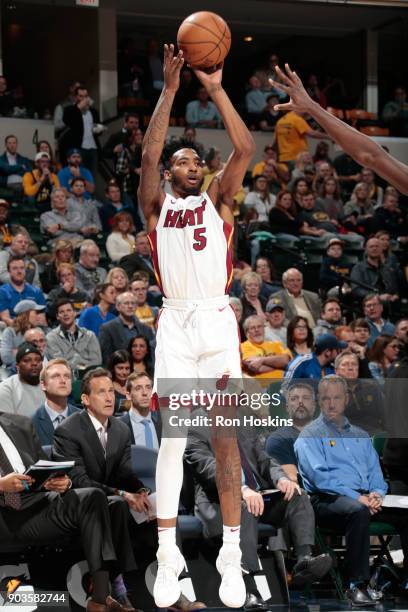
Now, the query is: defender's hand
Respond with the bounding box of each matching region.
[269,64,315,114]
[163,44,184,92]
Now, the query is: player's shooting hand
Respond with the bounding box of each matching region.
[268,64,314,114]
[0,473,34,493]
[163,44,184,92]
[242,487,264,517]
[193,63,224,93]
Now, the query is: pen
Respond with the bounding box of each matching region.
[23,482,30,491]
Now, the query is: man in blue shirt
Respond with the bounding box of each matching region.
[185,87,221,129]
[285,335,346,382]
[121,372,160,449]
[295,375,408,605]
[0,256,46,326]
[57,148,95,199]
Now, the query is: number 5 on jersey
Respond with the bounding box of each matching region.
[193,227,207,251]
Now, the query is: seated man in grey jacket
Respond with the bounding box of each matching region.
[46,299,102,372]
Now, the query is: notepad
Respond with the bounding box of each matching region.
[24,460,75,490]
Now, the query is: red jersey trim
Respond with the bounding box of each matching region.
[223,221,234,293]
[147,229,165,296]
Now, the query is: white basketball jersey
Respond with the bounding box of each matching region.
[147,191,233,299]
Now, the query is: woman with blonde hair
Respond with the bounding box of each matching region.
[241,271,267,321]
[41,238,74,293]
[106,212,136,263]
[0,300,45,373]
[106,266,129,295]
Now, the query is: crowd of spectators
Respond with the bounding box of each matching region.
[0,62,408,610]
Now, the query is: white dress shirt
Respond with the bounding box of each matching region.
[81,111,97,150]
[0,424,26,473]
[88,412,108,452]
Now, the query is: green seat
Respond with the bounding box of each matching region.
[71,379,82,406]
[372,432,387,457]
[250,231,276,242]
[369,522,397,537]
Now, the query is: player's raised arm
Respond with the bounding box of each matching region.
[138,44,184,227]
[271,64,408,195]
[193,65,256,211]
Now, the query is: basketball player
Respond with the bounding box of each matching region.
[138,44,256,608]
[271,64,408,195]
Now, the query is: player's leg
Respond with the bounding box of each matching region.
[198,306,246,607]
[153,308,197,607]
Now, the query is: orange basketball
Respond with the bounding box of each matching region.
[177,12,231,69]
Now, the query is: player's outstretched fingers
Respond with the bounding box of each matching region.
[284,63,298,82]
[269,78,289,95]
[275,65,292,86]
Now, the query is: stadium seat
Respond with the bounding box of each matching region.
[360,126,390,137]
[345,109,377,123]
[130,444,158,492]
[326,107,344,120]
[117,97,149,111]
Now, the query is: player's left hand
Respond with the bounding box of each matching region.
[163,44,184,92]
[193,63,223,92]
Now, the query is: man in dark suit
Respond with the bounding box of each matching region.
[269,268,321,328]
[121,372,161,449]
[185,410,331,608]
[0,411,137,612]
[99,292,154,365]
[52,367,150,611]
[61,86,100,173]
[32,358,81,445]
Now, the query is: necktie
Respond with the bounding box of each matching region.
[98,426,107,454]
[53,415,65,429]
[238,440,259,491]
[141,419,154,449]
[0,442,21,510]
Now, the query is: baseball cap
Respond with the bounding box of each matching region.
[35,152,50,162]
[0,199,9,208]
[14,299,46,315]
[67,148,81,157]
[266,301,285,313]
[16,342,42,363]
[327,238,344,249]
[315,334,347,353]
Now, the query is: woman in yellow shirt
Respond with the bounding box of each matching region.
[23,152,59,208]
